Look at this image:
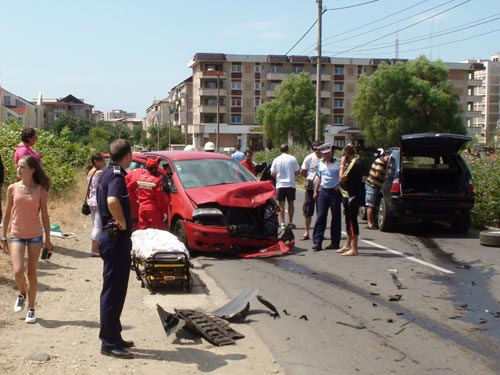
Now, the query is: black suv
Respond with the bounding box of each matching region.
[378,133,474,233]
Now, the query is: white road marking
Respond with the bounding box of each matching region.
[360,238,455,274]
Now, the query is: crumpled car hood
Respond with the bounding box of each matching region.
[185,181,276,208]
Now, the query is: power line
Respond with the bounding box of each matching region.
[322,0,457,49]
[324,27,500,56]
[299,0,432,55]
[324,14,500,54]
[326,0,379,11]
[331,0,471,57]
[285,18,319,55]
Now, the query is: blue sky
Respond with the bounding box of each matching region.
[1,0,499,118]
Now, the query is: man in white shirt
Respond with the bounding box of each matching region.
[299,141,321,240]
[271,144,300,230]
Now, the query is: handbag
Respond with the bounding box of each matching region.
[81,169,97,216]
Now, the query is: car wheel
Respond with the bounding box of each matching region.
[358,206,367,221]
[174,220,188,248]
[378,199,395,232]
[479,230,500,247]
[450,215,471,233]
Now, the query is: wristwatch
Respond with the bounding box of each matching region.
[0,236,7,242]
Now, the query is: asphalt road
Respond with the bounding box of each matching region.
[195,189,500,375]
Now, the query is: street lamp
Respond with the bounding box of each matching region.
[207,68,221,151]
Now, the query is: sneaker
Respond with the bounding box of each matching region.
[312,243,322,252]
[25,308,36,324]
[13,294,26,313]
[280,223,286,230]
[288,223,297,229]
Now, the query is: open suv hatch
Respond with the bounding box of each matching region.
[378,133,474,233]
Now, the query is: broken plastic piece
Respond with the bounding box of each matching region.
[211,289,259,319]
[388,269,403,289]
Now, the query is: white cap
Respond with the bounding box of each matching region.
[204,142,216,151]
[376,148,384,155]
[184,145,195,151]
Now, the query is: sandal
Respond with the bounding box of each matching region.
[300,235,310,241]
[341,250,359,256]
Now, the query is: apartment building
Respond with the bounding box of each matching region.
[0,87,42,128]
[145,76,193,146]
[463,54,500,145]
[164,53,484,151]
[36,94,93,125]
[104,109,136,121]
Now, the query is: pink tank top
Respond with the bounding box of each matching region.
[11,183,43,239]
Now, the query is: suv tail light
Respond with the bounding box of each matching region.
[390,178,401,195]
[468,179,474,195]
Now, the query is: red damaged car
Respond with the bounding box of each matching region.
[143,151,294,258]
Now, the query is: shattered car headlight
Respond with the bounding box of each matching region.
[192,208,223,218]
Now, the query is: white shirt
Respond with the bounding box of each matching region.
[301,152,321,182]
[271,153,300,189]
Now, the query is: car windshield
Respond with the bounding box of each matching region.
[174,158,256,188]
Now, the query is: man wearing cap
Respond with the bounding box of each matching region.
[312,143,342,251]
[298,141,322,240]
[365,149,389,229]
[127,158,168,230]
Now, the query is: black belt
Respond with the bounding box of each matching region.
[322,185,339,192]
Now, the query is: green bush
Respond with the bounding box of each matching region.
[0,120,91,194]
[468,156,500,229]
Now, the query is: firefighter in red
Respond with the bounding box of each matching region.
[127,158,168,230]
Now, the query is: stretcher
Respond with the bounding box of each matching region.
[131,229,192,293]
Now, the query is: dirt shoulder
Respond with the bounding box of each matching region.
[0,188,282,374]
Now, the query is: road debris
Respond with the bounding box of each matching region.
[389,294,403,302]
[388,269,404,289]
[336,321,366,329]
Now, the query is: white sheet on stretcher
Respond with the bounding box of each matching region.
[131,229,189,260]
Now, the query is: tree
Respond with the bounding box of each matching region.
[256,72,316,146]
[352,55,466,148]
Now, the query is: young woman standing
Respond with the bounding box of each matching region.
[0,155,51,324]
[86,154,105,257]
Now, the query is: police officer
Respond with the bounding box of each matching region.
[97,139,134,359]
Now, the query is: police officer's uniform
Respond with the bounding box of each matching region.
[97,163,132,351]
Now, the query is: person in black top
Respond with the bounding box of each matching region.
[338,144,364,256]
[97,139,134,359]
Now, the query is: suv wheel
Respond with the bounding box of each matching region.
[450,215,471,233]
[359,206,368,221]
[378,199,395,232]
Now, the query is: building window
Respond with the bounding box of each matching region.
[206,81,217,89]
[205,114,216,123]
[3,96,11,105]
[206,98,217,106]
[271,65,284,73]
[292,66,304,73]
[231,115,242,124]
[334,99,344,108]
[357,65,363,75]
[269,82,280,91]
[334,83,344,92]
[232,64,242,73]
[334,116,344,125]
[334,65,344,75]
[255,65,261,73]
[231,81,242,90]
[231,97,242,107]
[312,66,326,74]
[255,97,261,107]
[255,82,261,90]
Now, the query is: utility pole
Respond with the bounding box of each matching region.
[315,0,323,141]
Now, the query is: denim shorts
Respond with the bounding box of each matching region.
[10,236,43,245]
[365,183,381,207]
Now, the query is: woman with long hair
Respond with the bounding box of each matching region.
[0,155,51,324]
[87,154,105,257]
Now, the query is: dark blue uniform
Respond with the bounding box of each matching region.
[97,163,132,350]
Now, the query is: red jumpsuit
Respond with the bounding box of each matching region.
[126,169,168,230]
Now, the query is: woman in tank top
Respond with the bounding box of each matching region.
[0,155,51,324]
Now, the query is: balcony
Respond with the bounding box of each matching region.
[199,88,227,97]
[466,110,482,118]
[468,79,483,87]
[466,95,482,102]
[266,72,289,81]
[266,90,276,97]
[197,105,227,114]
[201,70,226,79]
[310,74,332,81]
[320,108,331,114]
[321,90,331,98]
